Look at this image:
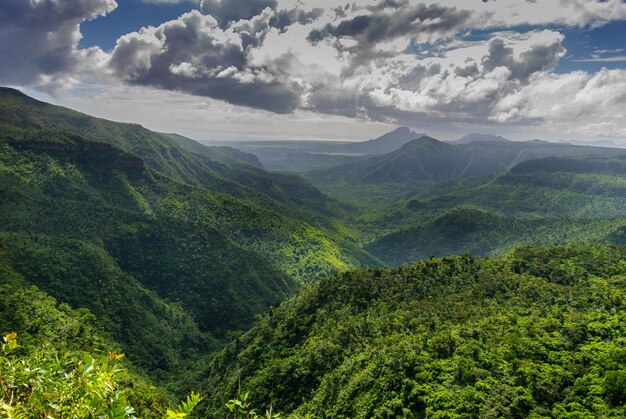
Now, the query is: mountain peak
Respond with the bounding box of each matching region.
[391,126,415,134]
[343,126,426,155]
[452,133,510,144]
[398,135,449,151]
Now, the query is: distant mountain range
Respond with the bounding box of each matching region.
[305,134,626,204]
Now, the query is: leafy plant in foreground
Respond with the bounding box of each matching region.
[0,332,203,418]
[0,332,135,418]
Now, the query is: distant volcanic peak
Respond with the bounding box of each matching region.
[454,133,510,144]
[378,126,422,140]
[344,127,427,155]
[391,126,417,135]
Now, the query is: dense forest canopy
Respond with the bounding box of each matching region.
[2,88,626,417]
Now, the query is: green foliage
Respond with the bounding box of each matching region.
[0,281,172,417]
[0,232,210,378]
[225,391,284,419]
[202,244,626,418]
[358,154,626,265]
[0,333,204,419]
[0,333,136,418]
[166,392,204,418]
[6,88,626,418]
[366,207,623,265]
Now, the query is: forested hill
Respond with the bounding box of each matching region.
[202,243,626,418]
[363,154,626,265]
[0,88,378,395]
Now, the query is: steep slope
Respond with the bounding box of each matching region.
[306,136,626,205]
[0,134,302,372]
[0,88,377,283]
[202,244,626,418]
[0,87,350,225]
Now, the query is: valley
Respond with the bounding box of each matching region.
[2,89,626,417]
[3,1,626,417]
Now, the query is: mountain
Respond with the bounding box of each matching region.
[450,133,511,144]
[201,243,626,417]
[306,135,626,205]
[0,87,350,222]
[6,86,626,417]
[0,87,379,391]
[341,126,426,155]
[198,127,425,174]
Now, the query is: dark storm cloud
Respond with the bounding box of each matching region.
[0,0,115,90]
[109,11,303,113]
[308,4,471,46]
[0,0,112,30]
[269,8,324,32]
[481,36,565,81]
[200,0,277,26]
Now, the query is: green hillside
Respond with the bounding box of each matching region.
[0,87,355,226]
[414,155,626,218]
[357,154,626,265]
[0,89,379,396]
[202,243,626,418]
[365,208,623,266]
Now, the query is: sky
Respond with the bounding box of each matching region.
[1,0,625,143]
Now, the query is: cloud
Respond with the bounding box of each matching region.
[456,0,626,28]
[0,0,116,91]
[304,30,568,121]
[140,0,198,3]
[105,0,625,137]
[307,3,471,46]
[481,33,565,82]
[200,0,277,26]
[2,0,626,140]
[571,56,626,63]
[109,10,303,113]
[492,68,626,137]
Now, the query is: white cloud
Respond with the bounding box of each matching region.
[571,56,626,63]
[493,68,626,137]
